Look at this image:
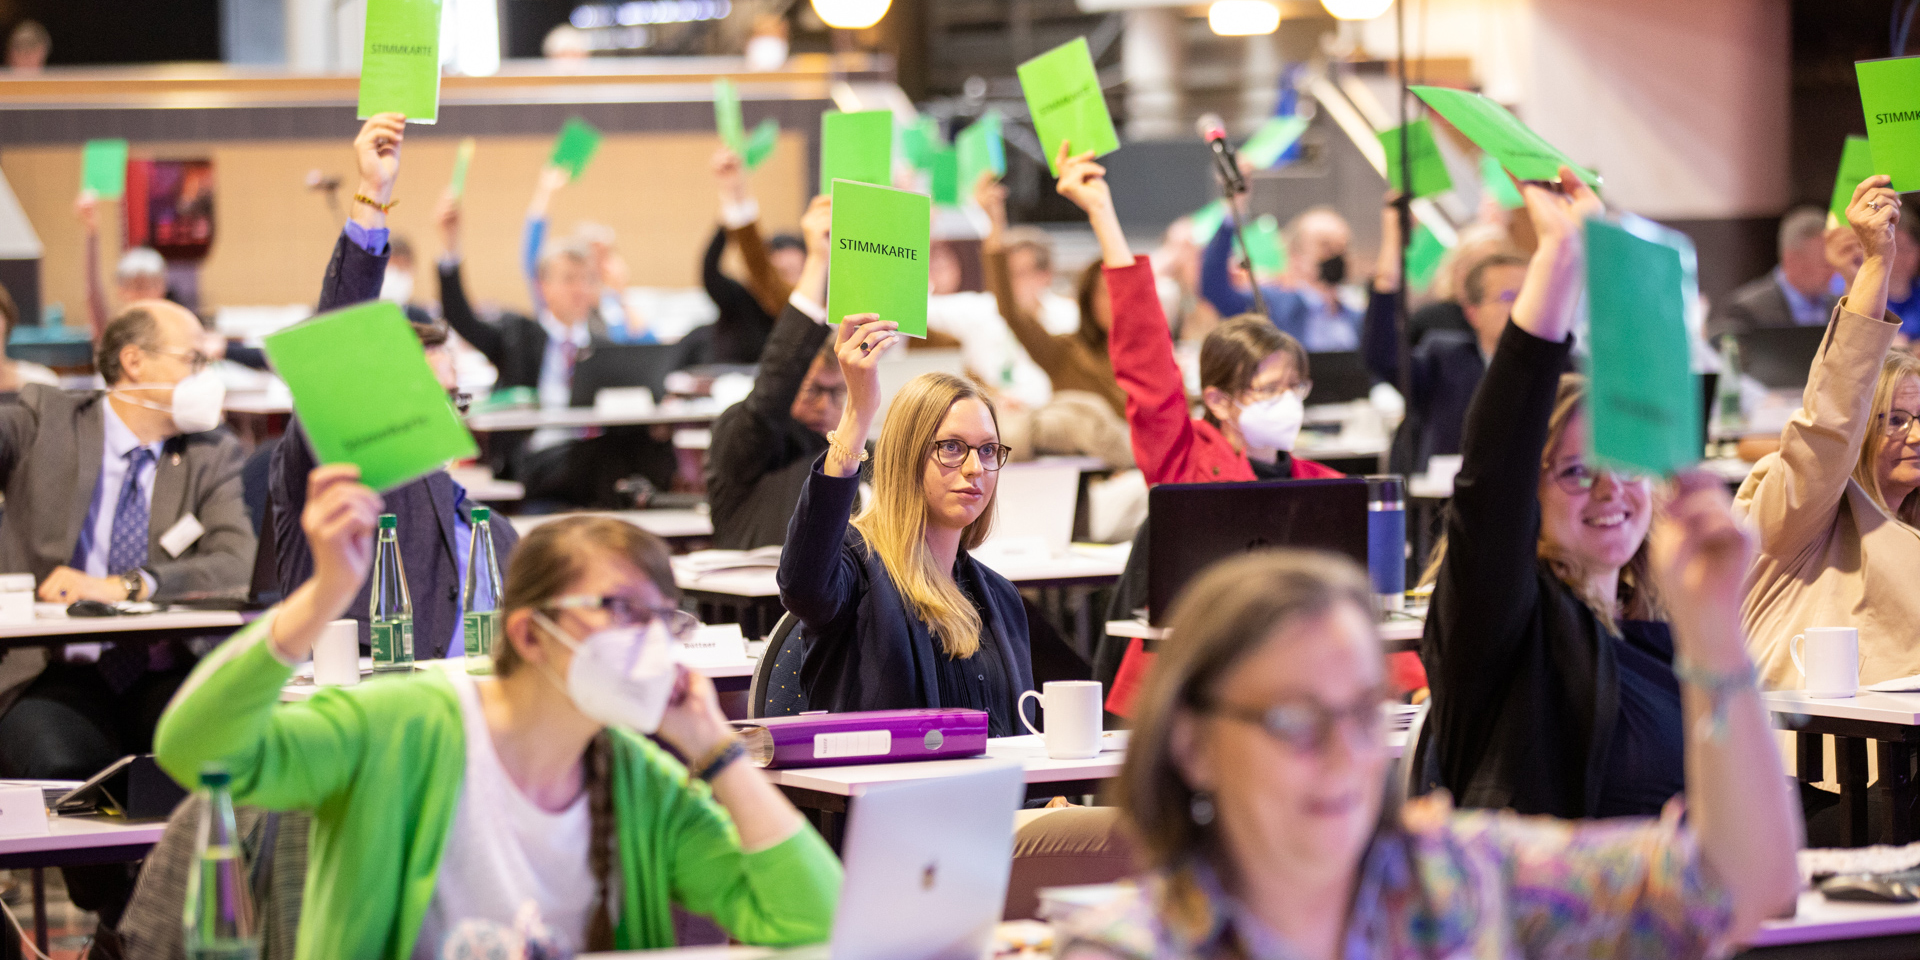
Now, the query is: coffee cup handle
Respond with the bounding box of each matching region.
[1791,634,1806,679]
[1018,690,1044,738]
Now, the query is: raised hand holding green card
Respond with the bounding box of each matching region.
[827,180,931,338]
[1018,37,1120,174]
[1584,213,1700,476]
[714,77,746,153]
[743,118,780,170]
[358,0,442,123]
[1855,56,1920,192]
[264,301,478,492]
[1412,85,1596,187]
[1378,119,1453,199]
[551,117,604,181]
[820,110,894,195]
[956,113,1006,194]
[81,140,129,200]
[1831,136,1875,220]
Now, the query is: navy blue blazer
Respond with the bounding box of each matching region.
[268,230,520,657]
[777,459,1035,731]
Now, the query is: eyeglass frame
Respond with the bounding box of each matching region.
[927,438,1013,471]
[1200,685,1393,755]
[541,594,699,639]
[1238,380,1311,406]
[1880,409,1920,439]
[144,346,213,375]
[797,380,847,405]
[1544,459,1651,496]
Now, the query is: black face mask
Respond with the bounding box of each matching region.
[1317,253,1348,286]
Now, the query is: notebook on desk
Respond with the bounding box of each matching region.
[1146,478,1368,625]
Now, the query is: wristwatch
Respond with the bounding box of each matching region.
[119,570,144,602]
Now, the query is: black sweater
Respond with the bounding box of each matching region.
[706,303,833,549]
[701,226,776,365]
[1419,321,1677,819]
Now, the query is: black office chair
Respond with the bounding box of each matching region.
[748,613,810,719]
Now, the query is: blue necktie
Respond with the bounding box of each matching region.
[98,447,154,693]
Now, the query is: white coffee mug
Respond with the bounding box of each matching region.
[314,619,361,687]
[1018,680,1103,759]
[1791,626,1860,699]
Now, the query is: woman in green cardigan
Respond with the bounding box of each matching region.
[156,464,840,959]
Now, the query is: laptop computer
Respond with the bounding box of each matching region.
[1305,351,1373,405]
[1735,325,1827,391]
[977,460,1080,560]
[581,763,1024,960]
[1147,477,1369,625]
[569,342,688,408]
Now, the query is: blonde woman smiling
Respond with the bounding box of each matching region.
[777,313,1035,735]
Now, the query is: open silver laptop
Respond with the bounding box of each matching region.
[977,460,1080,560]
[585,762,1023,960]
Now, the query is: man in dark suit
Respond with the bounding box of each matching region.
[1706,206,1836,340]
[0,295,255,937]
[434,196,677,507]
[270,112,520,660]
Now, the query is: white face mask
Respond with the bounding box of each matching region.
[380,269,415,305]
[1237,390,1305,453]
[114,369,226,435]
[744,35,788,71]
[532,612,679,734]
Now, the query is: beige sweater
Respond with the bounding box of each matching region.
[1734,302,1917,690]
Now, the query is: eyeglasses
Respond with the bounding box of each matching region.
[1240,381,1310,405]
[798,381,847,405]
[1547,461,1648,496]
[928,438,1012,471]
[448,390,472,416]
[1882,410,1920,438]
[1204,688,1391,754]
[543,595,699,639]
[148,347,211,375]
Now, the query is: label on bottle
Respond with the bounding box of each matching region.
[371,618,414,672]
[463,610,499,661]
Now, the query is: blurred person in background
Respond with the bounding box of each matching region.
[703,148,804,363]
[6,19,48,72]
[1707,207,1834,340]
[1410,224,1512,345]
[1200,204,1364,352]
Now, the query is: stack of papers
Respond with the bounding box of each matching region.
[1865,675,1920,693]
[677,548,783,575]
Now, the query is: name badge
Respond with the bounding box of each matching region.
[159,514,206,558]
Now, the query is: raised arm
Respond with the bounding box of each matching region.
[1197,215,1255,320]
[744,195,831,419]
[319,114,403,313]
[522,166,568,314]
[433,194,508,366]
[976,172,1072,375]
[713,148,793,318]
[1736,176,1901,555]
[77,193,109,340]
[1363,197,1404,385]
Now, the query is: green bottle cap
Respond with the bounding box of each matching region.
[198,765,231,788]
[471,506,490,522]
[378,514,397,529]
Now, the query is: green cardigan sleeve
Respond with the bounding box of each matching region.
[613,735,841,948]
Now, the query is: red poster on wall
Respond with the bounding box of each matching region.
[124,159,214,261]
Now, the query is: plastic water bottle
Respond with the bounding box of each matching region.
[463,506,503,675]
[370,513,414,673]
[1715,336,1745,441]
[182,767,258,960]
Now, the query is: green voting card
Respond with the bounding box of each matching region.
[820,110,893,196]
[1018,37,1120,174]
[551,117,603,180]
[1856,56,1920,192]
[743,118,779,170]
[81,140,129,200]
[930,148,960,207]
[900,115,941,171]
[956,113,1006,193]
[1241,115,1309,170]
[827,180,931,338]
[449,137,476,198]
[714,78,745,154]
[1244,215,1286,276]
[1190,200,1229,244]
[1406,223,1448,290]
[357,0,442,124]
[1479,155,1524,209]
[1830,136,1875,221]
[1412,85,1596,188]
[1585,213,1700,476]
[1379,119,1453,199]
[264,300,477,492]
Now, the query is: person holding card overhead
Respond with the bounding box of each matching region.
[701,148,806,364]
[157,476,840,959]
[1736,176,1920,690]
[777,318,1035,736]
[1420,167,1703,820]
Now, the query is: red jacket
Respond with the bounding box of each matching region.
[1104,257,1341,485]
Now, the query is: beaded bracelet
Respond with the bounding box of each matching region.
[1674,657,1758,742]
[691,735,746,782]
[353,192,398,213]
[827,430,869,465]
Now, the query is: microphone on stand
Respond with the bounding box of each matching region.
[1196,114,1267,318]
[1197,113,1248,196]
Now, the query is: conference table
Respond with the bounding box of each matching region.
[1104,610,1425,654]
[0,605,255,652]
[1766,689,1920,848]
[511,508,715,551]
[0,815,168,956]
[463,405,721,433]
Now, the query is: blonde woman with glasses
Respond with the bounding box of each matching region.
[777,313,1035,735]
[1738,175,1920,689]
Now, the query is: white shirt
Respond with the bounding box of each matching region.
[12,362,58,388]
[413,673,595,959]
[927,291,1054,410]
[72,398,164,578]
[530,313,592,452]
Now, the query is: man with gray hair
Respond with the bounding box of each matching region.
[1707,206,1837,340]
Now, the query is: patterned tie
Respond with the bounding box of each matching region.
[98,446,155,693]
